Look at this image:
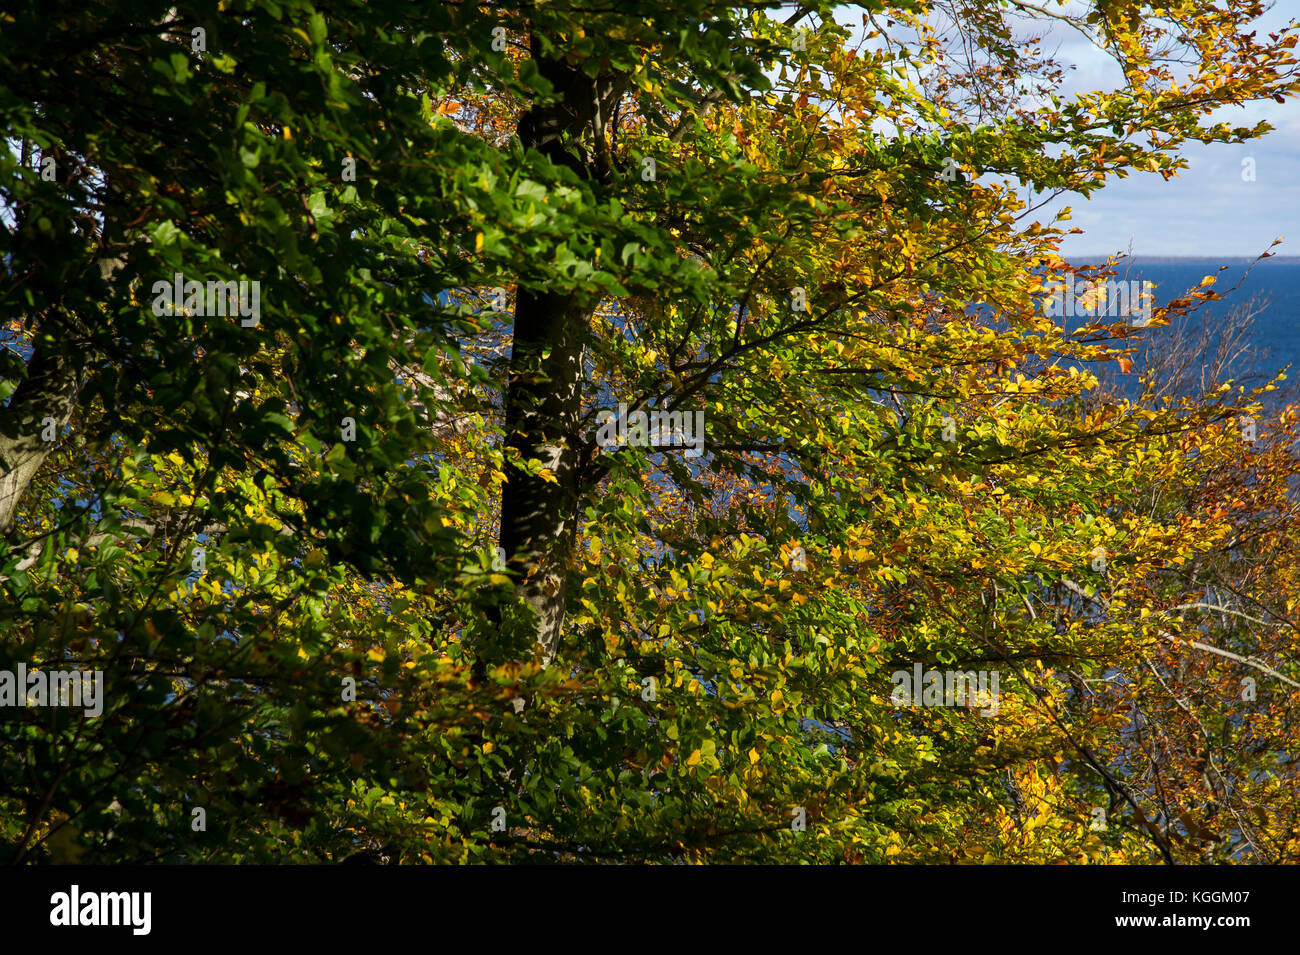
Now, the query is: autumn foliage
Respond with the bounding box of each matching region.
[2,0,1300,863]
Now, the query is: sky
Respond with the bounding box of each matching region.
[1016,2,1300,260]
[821,1,1300,259]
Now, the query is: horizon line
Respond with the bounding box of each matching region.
[1066,255,1300,263]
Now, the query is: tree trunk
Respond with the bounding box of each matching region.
[0,143,98,538]
[485,42,622,670]
[495,287,587,667]
[0,334,83,535]
[1,150,131,540]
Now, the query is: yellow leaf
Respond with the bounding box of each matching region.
[686,749,702,767]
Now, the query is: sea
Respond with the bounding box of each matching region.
[1067,257,1300,402]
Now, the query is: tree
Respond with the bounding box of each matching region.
[0,0,506,861]
[3,0,1299,863]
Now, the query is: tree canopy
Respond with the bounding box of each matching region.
[3,0,1300,864]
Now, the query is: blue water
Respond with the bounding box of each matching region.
[1069,259,1300,393]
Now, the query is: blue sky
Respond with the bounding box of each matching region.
[821,2,1300,259]
[1026,3,1300,259]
